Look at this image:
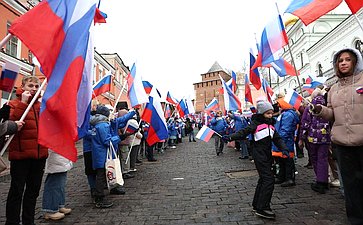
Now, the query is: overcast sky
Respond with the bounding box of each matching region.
[93,0,341,100]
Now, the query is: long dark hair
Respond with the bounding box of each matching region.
[334,50,357,78]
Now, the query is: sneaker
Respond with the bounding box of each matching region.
[129,168,137,172]
[148,158,157,162]
[281,180,296,187]
[44,212,65,220]
[311,182,326,194]
[135,159,143,164]
[193,140,196,142]
[59,207,72,215]
[330,179,340,188]
[255,209,276,219]
[110,186,126,195]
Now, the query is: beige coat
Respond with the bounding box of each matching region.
[319,48,363,146]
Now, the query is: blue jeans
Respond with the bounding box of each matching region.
[42,172,67,213]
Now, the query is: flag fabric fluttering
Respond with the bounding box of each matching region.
[249,49,262,90]
[284,90,304,110]
[302,75,327,94]
[0,61,20,92]
[8,0,101,161]
[94,7,107,24]
[220,75,241,111]
[166,91,178,105]
[285,0,342,26]
[196,125,215,142]
[262,78,274,103]
[270,57,298,77]
[141,87,168,146]
[164,103,171,118]
[142,80,153,95]
[244,74,253,104]
[345,0,363,14]
[252,10,288,69]
[127,63,149,108]
[231,71,237,93]
[177,99,189,118]
[205,98,219,112]
[92,74,111,98]
[185,96,195,114]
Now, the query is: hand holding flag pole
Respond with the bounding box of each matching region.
[0,78,47,156]
[112,79,127,114]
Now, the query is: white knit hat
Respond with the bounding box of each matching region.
[256,100,274,114]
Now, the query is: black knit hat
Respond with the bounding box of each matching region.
[96,105,110,117]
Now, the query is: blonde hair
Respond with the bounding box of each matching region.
[22,76,40,86]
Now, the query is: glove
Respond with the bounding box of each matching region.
[222,135,231,143]
[282,150,290,158]
[309,104,322,114]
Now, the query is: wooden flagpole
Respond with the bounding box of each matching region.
[0,78,47,156]
[112,79,127,114]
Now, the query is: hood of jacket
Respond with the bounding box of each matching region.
[90,114,109,126]
[333,48,363,76]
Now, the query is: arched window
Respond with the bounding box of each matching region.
[317,63,323,77]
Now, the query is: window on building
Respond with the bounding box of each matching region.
[6,22,18,57]
[215,80,218,85]
[206,82,209,87]
[354,39,363,55]
[300,52,304,68]
[317,63,323,77]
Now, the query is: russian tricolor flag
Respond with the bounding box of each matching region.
[164,103,171,118]
[249,49,262,90]
[205,98,219,111]
[177,99,189,118]
[262,78,274,103]
[196,125,215,142]
[9,0,101,161]
[166,91,178,105]
[270,57,298,77]
[285,0,342,26]
[142,80,153,95]
[125,120,139,134]
[302,75,327,94]
[127,63,149,108]
[141,87,168,145]
[252,10,288,69]
[284,90,304,110]
[220,75,241,112]
[0,61,20,92]
[92,74,111,98]
[244,74,253,104]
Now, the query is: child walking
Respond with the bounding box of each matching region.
[223,100,289,219]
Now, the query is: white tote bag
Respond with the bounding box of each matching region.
[105,141,124,188]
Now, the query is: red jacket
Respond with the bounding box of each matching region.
[8,89,48,160]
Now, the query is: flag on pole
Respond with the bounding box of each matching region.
[164,103,171,118]
[270,57,299,77]
[92,74,111,98]
[249,49,262,90]
[262,78,274,103]
[142,80,153,94]
[284,90,304,110]
[252,10,288,69]
[0,61,20,92]
[177,99,189,117]
[205,98,219,111]
[285,0,342,26]
[220,75,241,111]
[231,70,237,93]
[245,74,253,104]
[185,96,195,114]
[302,75,327,94]
[141,87,168,146]
[8,0,101,161]
[127,63,149,108]
[166,91,178,105]
[196,125,215,142]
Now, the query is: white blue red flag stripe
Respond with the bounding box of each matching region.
[166,91,178,105]
[127,63,149,108]
[270,57,298,77]
[205,98,219,111]
[285,0,342,26]
[9,0,100,161]
[252,10,288,69]
[92,74,111,98]
[185,97,195,114]
[249,48,262,90]
[177,99,189,117]
[284,90,303,110]
[245,74,253,104]
[141,87,168,146]
[196,125,215,142]
[302,75,327,94]
[164,103,171,118]
[220,75,241,112]
[0,61,20,92]
[262,78,274,103]
[142,80,153,94]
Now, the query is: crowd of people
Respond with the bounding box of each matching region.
[0,47,362,225]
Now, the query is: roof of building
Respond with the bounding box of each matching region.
[207,61,224,73]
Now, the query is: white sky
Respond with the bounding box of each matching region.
[93,0,299,100]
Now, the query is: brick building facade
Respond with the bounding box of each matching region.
[193,61,231,113]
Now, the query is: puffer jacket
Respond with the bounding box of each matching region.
[273,108,299,153]
[300,95,331,145]
[210,116,227,135]
[318,48,363,146]
[8,89,48,160]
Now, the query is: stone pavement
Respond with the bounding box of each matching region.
[0,138,348,225]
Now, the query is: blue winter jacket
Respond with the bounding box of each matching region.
[273,109,299,153]
[210,116,228,135]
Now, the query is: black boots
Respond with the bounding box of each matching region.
[311,182,329,194]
